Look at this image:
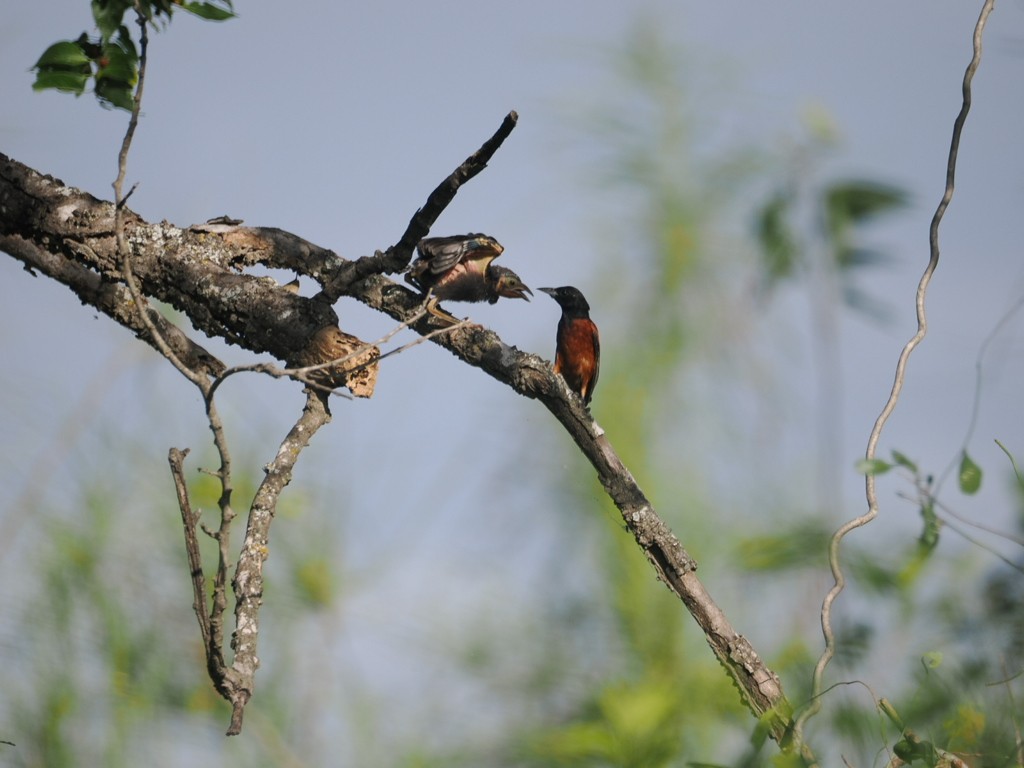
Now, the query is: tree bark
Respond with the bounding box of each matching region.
[0,149,801,751]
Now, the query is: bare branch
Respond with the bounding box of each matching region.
[2,91,801,749]
[317,110,519,302]
[1,132,799,746]
[207,305,470,399]
[794,0,997,747]
[936,295,1024,492]
[342,273,808,755]
[0,234,225,375]
[113,13,212,391]
[168,448,212,650]
[225,388,332,735]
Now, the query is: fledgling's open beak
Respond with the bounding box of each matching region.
[510,283,533,301]
[497,275,532,301]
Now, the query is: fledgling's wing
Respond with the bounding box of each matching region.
[416,234,503,274]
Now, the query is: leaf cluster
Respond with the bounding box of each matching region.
[31,0,234,110]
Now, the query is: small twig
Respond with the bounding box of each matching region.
[168,448,212,649]
[204,394,236,691]
[891,490,1024,573]
[375,317,474,364]
[988,657,1024,686]
[112,11,209,391]
[934,295,1024,494]
[208,307,431,400]
[113,17,169,358]
[995,439,1024,490]
[207,306,471,398]
[794,0,996,747]
[117,181,139,208]
[895,487,1024,549]
[112,10,146,213]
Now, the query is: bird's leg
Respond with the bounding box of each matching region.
[422,291,464,326]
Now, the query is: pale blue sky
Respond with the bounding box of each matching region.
[1,1,1023,761]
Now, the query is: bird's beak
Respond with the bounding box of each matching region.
[497,275,533,301]
[538,287,556,297]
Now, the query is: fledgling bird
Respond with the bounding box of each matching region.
[539,286,600,406]
[405,233,532,323]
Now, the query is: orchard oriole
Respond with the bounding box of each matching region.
[539,286,599,405]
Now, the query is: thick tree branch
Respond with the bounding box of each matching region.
[0,118,797,749]
[344,273,799,746]
[0,231,225,375]
[0,152,375,393]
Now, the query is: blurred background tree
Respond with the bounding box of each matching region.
[2,3,1022,767]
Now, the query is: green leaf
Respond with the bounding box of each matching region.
[893,732,936,763]
[148,0,179,18]
[92,0,135,41]
[736,523,831,571]
[897,515,940,587]
[824,180,909,230]
[837,246,892,270]
[97,41,138,84]
[94,78,136,110]
[32,40,93,96]
[919,498,940,548]
[846,551,900,594]
[958,451,982,494]
[921,650,943,671]
[879,698,905,730]
[89,29,139,111]
[34,40,92,69]
[754,189,801,288]
[820,179,908,317]
[113,26,140,62]
[529,722,616,761]
[943,703,985,751]
[294,557,335,609]
[890,450,918,473]
[181,1,236,20]
[32,69,91,96]
[855,458,892,476]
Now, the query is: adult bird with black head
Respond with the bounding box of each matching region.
[539,285,600,406]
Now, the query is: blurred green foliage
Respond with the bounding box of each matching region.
[12,6,1024,768]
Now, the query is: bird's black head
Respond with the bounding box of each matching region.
[539,286,591,315]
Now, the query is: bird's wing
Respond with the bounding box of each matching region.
[418,235,501,274]
[588,322,600,401]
